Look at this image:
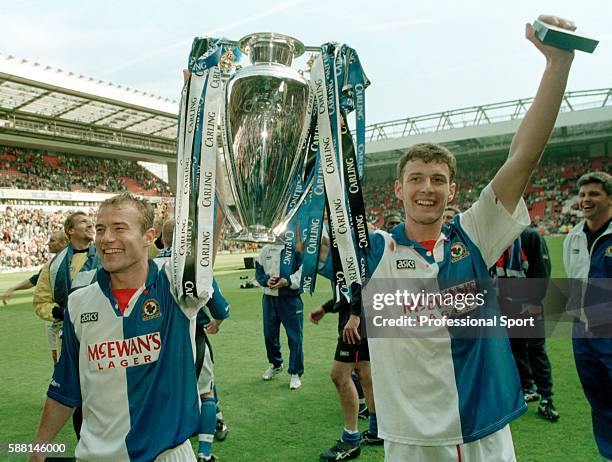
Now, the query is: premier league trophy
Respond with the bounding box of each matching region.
[221,33,314,243]
[173,33,370,304]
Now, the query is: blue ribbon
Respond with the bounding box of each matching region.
[189,41,224,218]
[299,155,325,294]
[279,173,306,279]
[319,44,352,301]
[343,46,369,181]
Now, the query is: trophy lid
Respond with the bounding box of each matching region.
[238,32,305,66]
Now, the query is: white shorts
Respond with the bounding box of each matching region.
[154,439,196,462]
[384,425,516,462]
[197,341,214,395]
[46,321,62,350]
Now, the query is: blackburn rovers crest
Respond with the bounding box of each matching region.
[450,242,470,263]
[142,299,161,321]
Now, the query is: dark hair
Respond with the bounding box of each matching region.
[385,214,402,225]
[444,205,461,214]
[397,143,457,182]
[162,219,174,248]
[577,171,611,196]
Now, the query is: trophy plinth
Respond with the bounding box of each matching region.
[229,225,283,244]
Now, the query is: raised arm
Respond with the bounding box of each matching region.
[2,278,35,305]
[492,15,575,214]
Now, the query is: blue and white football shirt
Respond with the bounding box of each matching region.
[48,260,202,462]
[321,184,530,445]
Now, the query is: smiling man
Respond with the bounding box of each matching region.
[33,211,99,439]
[33,212,97,324]
[30,193,221,462]
[316,14,576,462]
[563,171,612,459]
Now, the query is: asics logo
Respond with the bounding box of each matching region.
[81,312,98,323]
[396,259,416,270]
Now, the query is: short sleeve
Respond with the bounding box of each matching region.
[459,183,530,268]
[47,308,81,408]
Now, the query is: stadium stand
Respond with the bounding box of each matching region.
[364,150,610,232]
[0,200,175,271]
[0,207,94,270]
[2,148,608,271]
[0,146,171,195]
[0,146,608,271]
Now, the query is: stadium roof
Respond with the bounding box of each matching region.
[364,87,612,166]
[0,53,179,139]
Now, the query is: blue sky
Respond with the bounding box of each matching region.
[1,0,610,124]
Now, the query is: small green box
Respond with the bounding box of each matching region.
[533,20,598,53]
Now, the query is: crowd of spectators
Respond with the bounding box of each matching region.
[364,151,609,233]
[0,202,176,271]
[0,146,171,195]
[0,146,608,271]
[0,207,95,270]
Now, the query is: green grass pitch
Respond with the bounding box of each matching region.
[0,236,602,460]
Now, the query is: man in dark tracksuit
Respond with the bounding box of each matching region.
[564,171,612,459]
[495,226,559,421]
[255,244,304,390]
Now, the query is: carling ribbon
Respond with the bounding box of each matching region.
[172,37,223,305]
[311,44,361,301]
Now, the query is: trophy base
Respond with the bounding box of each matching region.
[228,225,284,244]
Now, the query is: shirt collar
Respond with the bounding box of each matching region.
[97,259,159,297]
[390,222,449,249]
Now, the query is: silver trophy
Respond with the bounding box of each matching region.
[220,32,314,243]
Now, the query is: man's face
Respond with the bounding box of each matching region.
[394,159,456,227]
[95,204,155,275]
[442,209,457,224]
[578,183,611,223]
[48,233,67,253]
[68,215,95,243]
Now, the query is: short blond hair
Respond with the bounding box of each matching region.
[98,192,154,233]
[50,229,68,243]
[64,211,88,235]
